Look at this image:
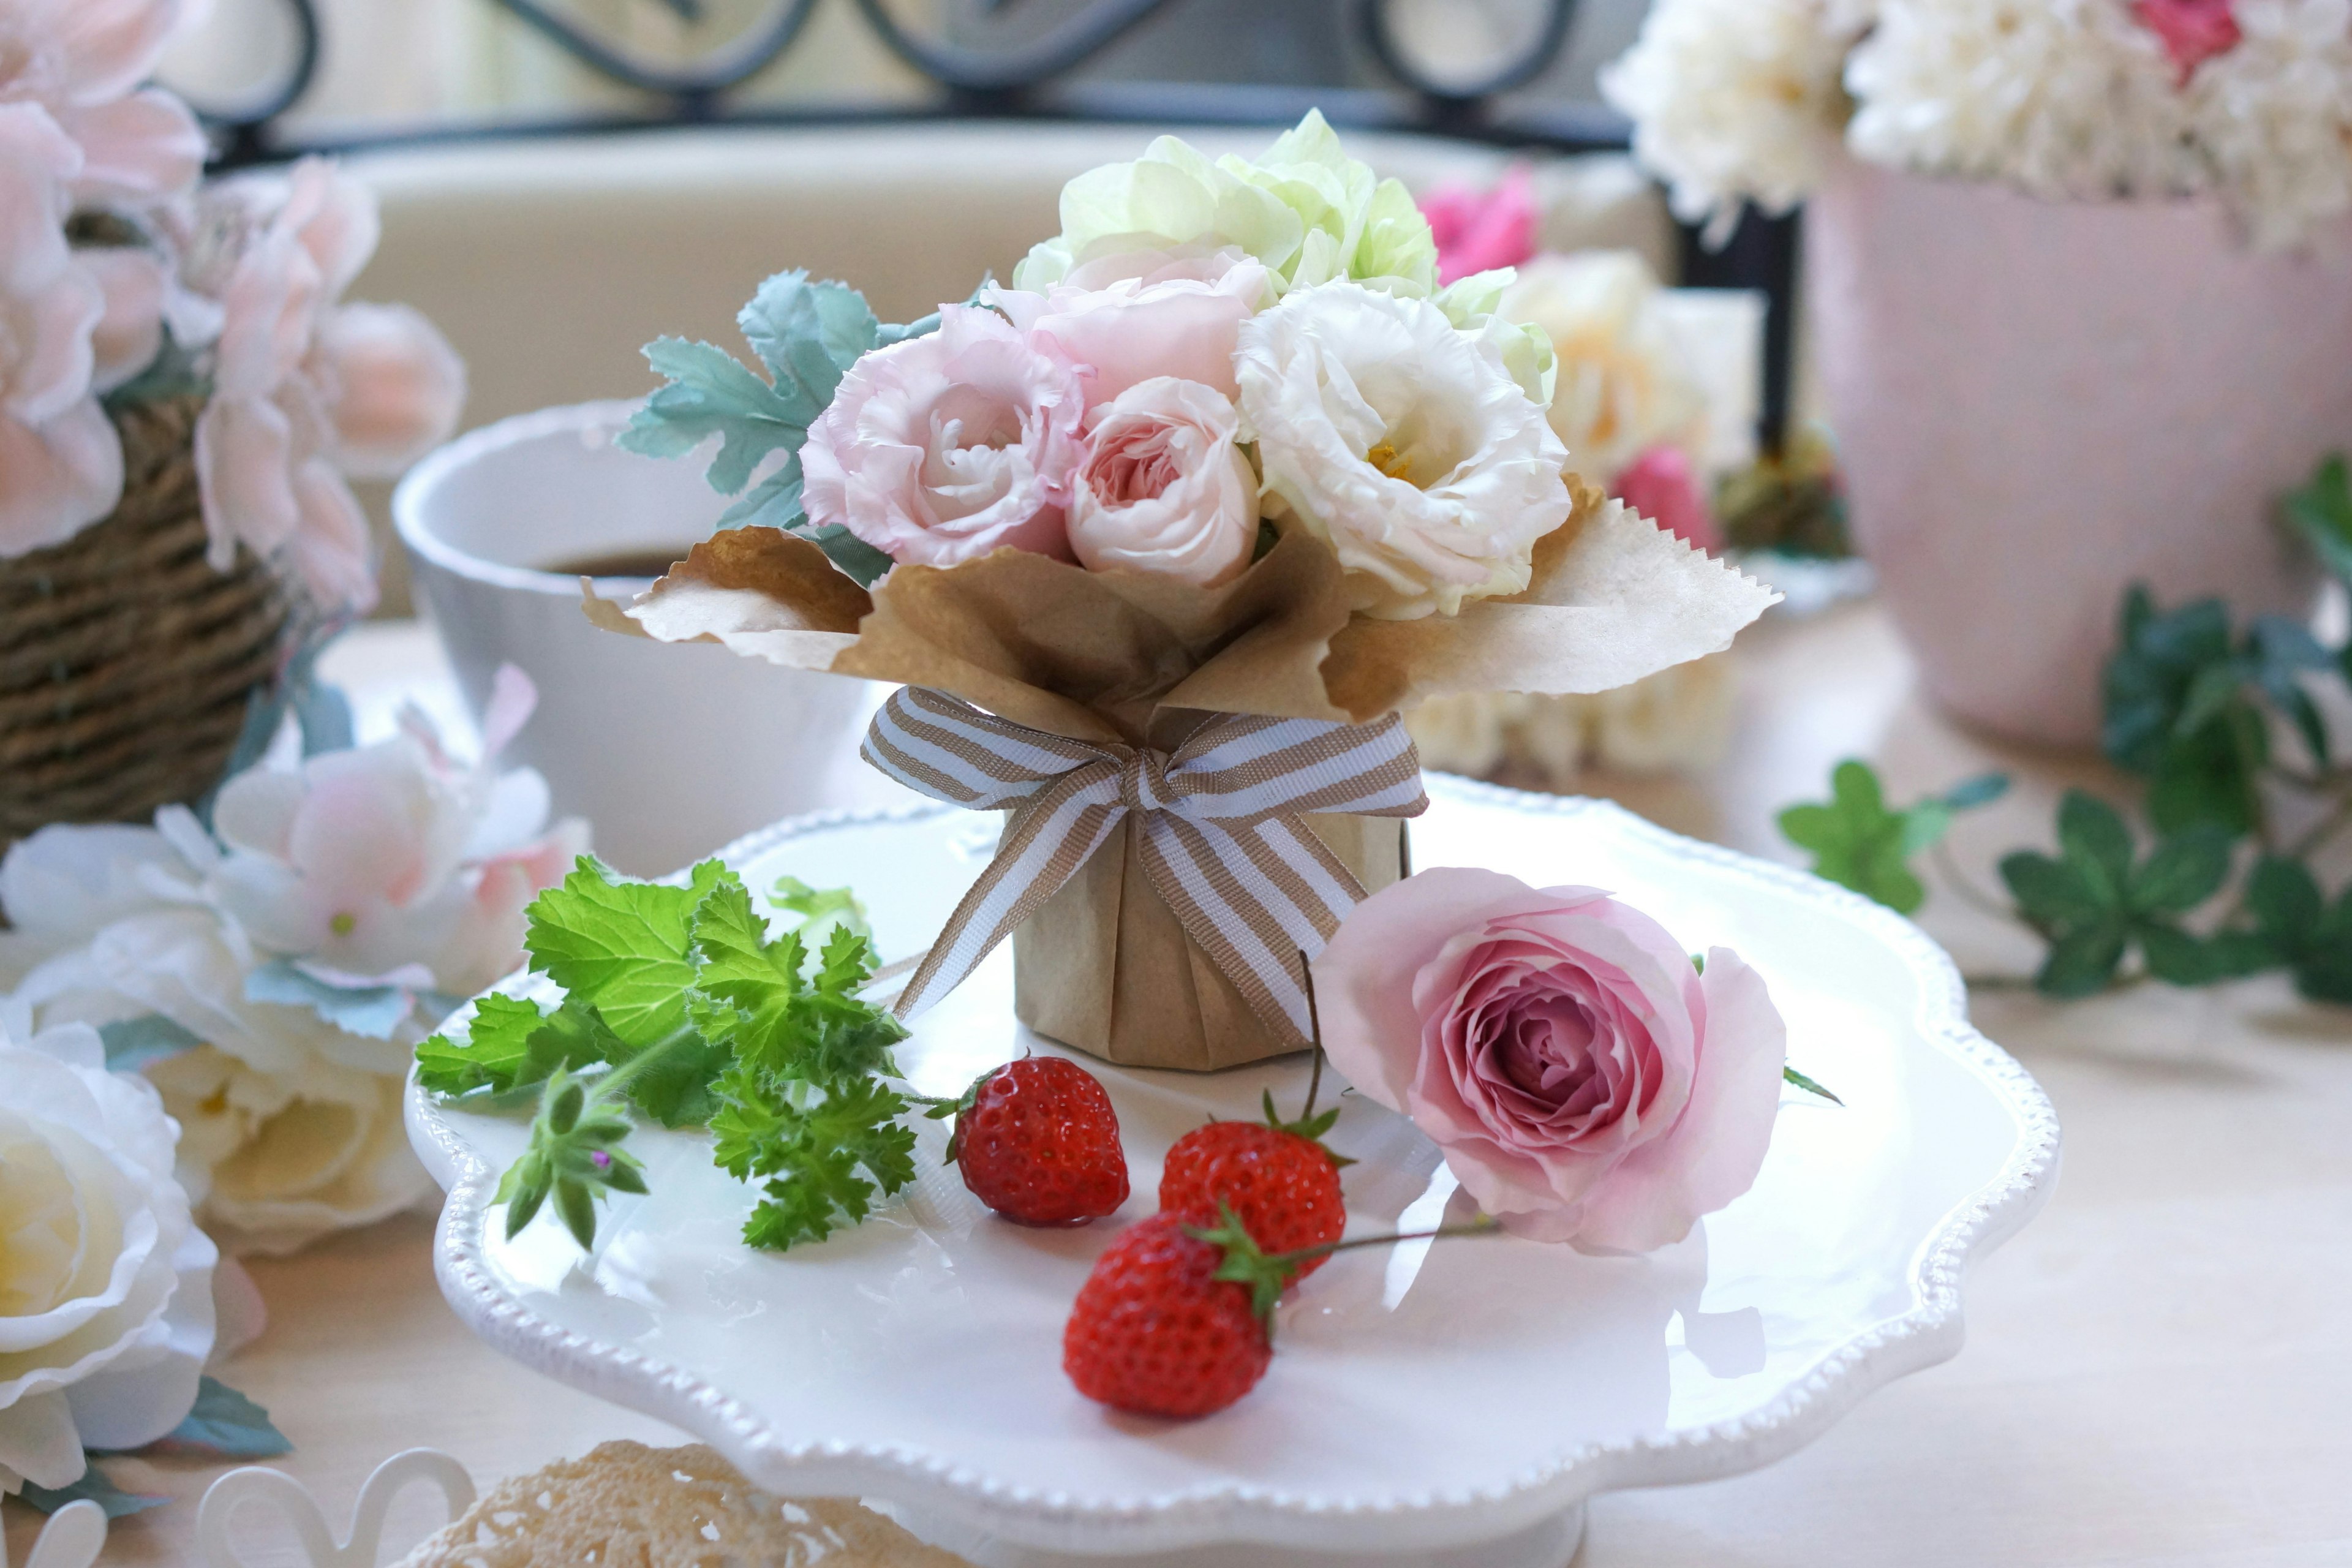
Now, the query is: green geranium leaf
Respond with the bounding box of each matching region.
[2036,923,2130,998]
[525,857,731,1050]
[2128,826,2234,915]
[1776,760,1924,914]
[2005,794,2246,997]
[2280,451,2352,586]
[17,1461,168,1518]
[1999,850,2108,932]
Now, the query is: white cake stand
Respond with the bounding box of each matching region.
[406,778,2060,1567]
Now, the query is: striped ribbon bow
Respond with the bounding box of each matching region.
[862,686,1428,1043]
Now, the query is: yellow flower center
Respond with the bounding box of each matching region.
[1365,442,1417,486]
[330,911,357,937]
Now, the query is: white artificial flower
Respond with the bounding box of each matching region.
[1501,252,1712,483]
[1602,0,1871,238]
[1235,280,1573,619]
[0,672,586,1254]
[0,1020,216,1496]
[1404,690,1533,778]
[2188,0,2352,250]
[1844,0,2196,205]
[1404,656,1737,788]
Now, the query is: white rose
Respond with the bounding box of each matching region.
[0,1022,216,1495]
[1068,377,1261,587]
[1235,280,1573,619]
[145,1046,428,1257]
[1500,252,1711,483]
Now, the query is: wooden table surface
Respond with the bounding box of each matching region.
[12,603,2350,1567]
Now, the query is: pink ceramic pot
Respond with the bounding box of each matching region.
[1807,157,2352,748]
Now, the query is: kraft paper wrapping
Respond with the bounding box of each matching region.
[584,483,1778,1070]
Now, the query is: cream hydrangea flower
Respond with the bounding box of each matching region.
[2187,0,2352,249]
[1602,0,1871,237]
[1235,280,1572,619]
[0,1018,216,1495]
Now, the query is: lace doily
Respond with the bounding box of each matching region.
[390,1440,973,1567]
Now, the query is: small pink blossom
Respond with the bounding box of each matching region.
[802,303,1085,569]
[192,160,464,612]
[1068,375,1259,586]
[0,103,122,558]
[1611,443,1721,552]
[1314,867,1786,1252]
[0,0,205,208]
[1417,165,1539,287]
[993,249,1269,408]
[2133,0,2242,81]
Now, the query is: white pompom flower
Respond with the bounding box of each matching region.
[1234,280,1572,620]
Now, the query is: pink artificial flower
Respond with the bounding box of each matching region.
[86,245,166,393]
[993,249,1270,408]
[1417,165,1539,287]
[0,0,205,208]
[0,103,123,557]
[1314,867,1787,1252]
[192,160,462,613]
[1611,443,1721,552]
[2133,0,2242,80]
[1068,375,1260,586]
[802,303,1085,569]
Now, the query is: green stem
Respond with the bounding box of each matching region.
[1297,947,1327,1121]
[586,1024,703,1106]
[1929,837,2027,927]
[1268,1214,1501,1268]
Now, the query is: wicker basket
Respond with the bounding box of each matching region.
[1,396,292,848]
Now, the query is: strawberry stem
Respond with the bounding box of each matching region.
[1189,1202,1501,1334]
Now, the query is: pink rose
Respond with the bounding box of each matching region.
[802,303,1085,568]
[1418,165,1538,287]
[1314,867,1786,1252]
[0,0,205,208]
[1610,443,1721,552]
[1068,375,1259,586]
[0,103,122,557]
[2133,0,2241,80]
[994,249,1268,409]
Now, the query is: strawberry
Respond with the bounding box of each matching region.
[947,1055,1129,1226]
[1159,1113,1346,1278]
[1062,1212,1280,1418]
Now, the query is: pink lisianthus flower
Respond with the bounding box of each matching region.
[190,159,465,612]
[992,249,1270,409]
[1417,165,1539,287]
[1611,443,1721,552]
[0,0,205,208]
[1314,867,1787,1252]
[2133,0,2242,81]
[0,104,124,558]
[802,303,1085,569]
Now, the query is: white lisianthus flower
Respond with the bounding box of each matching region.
[1602,0,1871,238]
[1500,252,1711,483]
[1235,281,1573,620]
[0,1020,216,1496]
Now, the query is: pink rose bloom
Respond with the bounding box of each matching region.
[0,0,205,208]
[994,248,1267,407]
[802,303,1084,568]
[193,160,464,612]
[1068,376,1259,586]
[0,104,123,558]
[1418,165,1538,287]
[1314,867,1787,1252]
[1611,443,1721,552]
[2133,0,2241,80]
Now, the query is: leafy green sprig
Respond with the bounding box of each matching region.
[1777,453,2352,1004]
[420,856,925,1252]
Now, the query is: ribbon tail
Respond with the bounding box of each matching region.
[1134,811,1371,1047]
[892,773,1126,1020]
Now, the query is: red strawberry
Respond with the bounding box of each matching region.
[950,1056,1129,1226]
[1159,1115,1345,1278]
[1062,1212,1277,1418]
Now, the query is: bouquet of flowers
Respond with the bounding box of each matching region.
[1,0,464,842]
[594,113,1776,1072]
[1604,0,2352,250]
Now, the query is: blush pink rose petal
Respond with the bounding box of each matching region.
[1068,375,1259,586]
[802,303,1085,569]
[993,249,1268,408]
[1314,866,1787,1253]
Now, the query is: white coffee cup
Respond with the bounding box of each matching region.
[393,400,892,876]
